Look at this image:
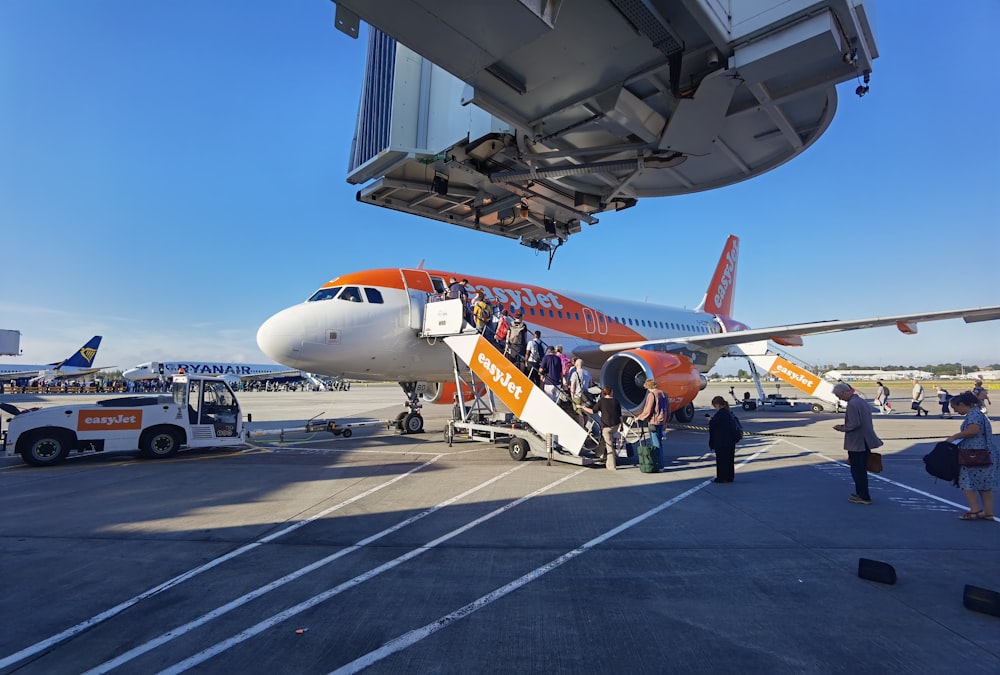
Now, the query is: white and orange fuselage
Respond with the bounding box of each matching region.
[256,237,747,417]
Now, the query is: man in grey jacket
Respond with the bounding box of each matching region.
[832,383,883,505]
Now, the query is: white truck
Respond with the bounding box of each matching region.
[2,374,247,467]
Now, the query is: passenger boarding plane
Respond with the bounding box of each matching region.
[257,236,1000,433]
[122,361,301,383]
[0,336,105,383]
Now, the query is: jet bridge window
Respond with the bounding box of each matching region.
[363,288,384,304]
[308,286,342,302]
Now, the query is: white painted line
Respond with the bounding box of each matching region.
[0,455,445,671]
[327,469,739,675]
[158,469,589,674]
[84,463,528,674]
[779,438,970,512]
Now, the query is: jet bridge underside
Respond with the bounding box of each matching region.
[340,0,878,248]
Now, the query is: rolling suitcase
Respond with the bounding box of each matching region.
[636,426,660,473]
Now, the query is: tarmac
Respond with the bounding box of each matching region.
[0,383,997,674]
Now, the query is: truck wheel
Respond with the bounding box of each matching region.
[341,428,352,438]
[509,437,530,461]
[672,403,696,423]
[811,403,824,413]
[401,413,424,434]
[20,430,71,467]
[140,427,181,459]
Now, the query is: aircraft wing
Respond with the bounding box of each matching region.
[592,306,1000,353]
[46,367,114,382]
[0,368,45,381]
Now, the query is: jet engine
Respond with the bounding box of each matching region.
[600,350,707,423]
[420,381,489,405]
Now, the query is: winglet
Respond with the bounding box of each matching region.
[53,336,102,369]
[700,235,739,317]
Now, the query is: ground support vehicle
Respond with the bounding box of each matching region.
[2,374,246,467]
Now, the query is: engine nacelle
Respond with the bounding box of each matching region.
[600,350,707,418]
[420,381,488,405]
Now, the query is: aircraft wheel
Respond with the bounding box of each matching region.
[810,403,824,413]
[394,411,408,430]
[140,426,181,459]
[402,413,424,434]
[341,428,353,438]
[672,403,696,423]
[19,429,71,467]
[509,437,530,461]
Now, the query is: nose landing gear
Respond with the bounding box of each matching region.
[395,382,425,434]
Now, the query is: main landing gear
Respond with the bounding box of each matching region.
[395,382,425,434]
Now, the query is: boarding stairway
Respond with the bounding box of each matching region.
[727,341,842,411]
[421,299,590,464]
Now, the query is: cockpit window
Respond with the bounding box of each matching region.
[364,287,384,304]
[308,286,341,302]
[338,286,363,302]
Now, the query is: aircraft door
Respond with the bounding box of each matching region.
[582,308,597,334]
[401,269,437,331]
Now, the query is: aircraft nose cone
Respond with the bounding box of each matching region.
[257,307,306,367]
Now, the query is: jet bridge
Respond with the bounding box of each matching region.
[339,0,879,251]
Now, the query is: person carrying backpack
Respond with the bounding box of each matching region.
[525,330,544,383]
[568,358,593,426]
[472,294,492,333]
[709,396,740,483]
[493,308,510,347]
[505,314,527,366]
[636,379,668,468]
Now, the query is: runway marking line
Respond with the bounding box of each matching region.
[157,450,769,674]
[778,438,970,512]
[0,454,447,671]
[83,463,531,674]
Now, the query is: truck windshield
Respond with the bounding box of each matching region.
[172,381,187,406]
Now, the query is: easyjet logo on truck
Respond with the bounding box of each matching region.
[77,409,144,431]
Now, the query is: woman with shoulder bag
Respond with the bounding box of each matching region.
[946,391,998,521]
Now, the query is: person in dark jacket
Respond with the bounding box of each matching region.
[708,395,739,483]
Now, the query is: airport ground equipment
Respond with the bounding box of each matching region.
[247,416,392,441]
[2,374,247,467]
[726,342,842,412]
[416,301,596,465]
[442,334,596,466]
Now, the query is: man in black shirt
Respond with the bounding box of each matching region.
[587,386,623,470]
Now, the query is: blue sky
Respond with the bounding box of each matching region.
[1,1,997,376]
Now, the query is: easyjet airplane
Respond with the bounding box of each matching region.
[256,236,1000,433]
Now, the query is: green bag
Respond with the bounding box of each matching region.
[638,443,660,473]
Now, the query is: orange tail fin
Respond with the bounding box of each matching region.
[701,235,739,317]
